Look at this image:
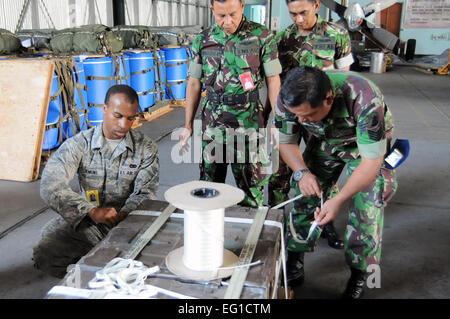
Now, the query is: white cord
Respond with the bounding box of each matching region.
[131,210,289,299]
[87,258,195,299]
[183,208,225,271]
[271,194,304,210]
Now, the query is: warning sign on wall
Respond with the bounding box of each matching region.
[404,0,450,28]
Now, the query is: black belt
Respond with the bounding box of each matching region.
[207,91,259,106]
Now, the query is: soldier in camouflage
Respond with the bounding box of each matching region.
[275,66,397,298]
[179,0,282,208]
[268,0,354,251]
[33,85,159,278]
[276,0,353,77]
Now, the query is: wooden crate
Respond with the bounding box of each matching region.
[48,200,285,299]
[0,59,54,182]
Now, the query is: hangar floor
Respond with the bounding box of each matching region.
[0,66,449,299]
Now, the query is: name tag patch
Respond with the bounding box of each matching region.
[202,49,222,58]
[239,72,255,91]
[235,39,259,55]
[313,37,336,51]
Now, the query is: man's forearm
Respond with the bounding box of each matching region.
[266,75,281,114]
[279,143,307,172]
[334,156,384,204]
[185,77,202,129]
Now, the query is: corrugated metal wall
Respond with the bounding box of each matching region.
[0,0,210,32]
[124,0,210,26]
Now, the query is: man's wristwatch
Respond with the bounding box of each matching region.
[293,168,310,182]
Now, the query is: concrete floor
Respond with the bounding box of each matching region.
[0,66,449,299]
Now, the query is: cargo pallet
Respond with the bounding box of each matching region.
[47,200,287,299]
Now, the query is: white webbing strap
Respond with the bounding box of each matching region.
[122,204,176,260]
[131,209,289,299]
[224,207,268,299]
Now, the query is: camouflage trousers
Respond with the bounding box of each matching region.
[268,156,292,206]
[200,137,269,208]
[286,141,398,272]
[268,128,309,206]
[33,214,109,278]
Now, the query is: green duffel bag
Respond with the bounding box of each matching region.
[50,24,123,54]
[149,26,184,46]
[73,24,123,54]
[49,27,75,53]
[0,28,22,54]
[112,25,158,49]
[16,29,55,50]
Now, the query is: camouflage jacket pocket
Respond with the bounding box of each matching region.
[325,118,356,140]
[312,36,336,60]
[201,48,221,86]
[234,38,261,71]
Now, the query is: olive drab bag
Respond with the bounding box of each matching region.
[0,28,22,54]
[111,25,158,49]
[148,26,187,47]
[16,29,55,50]
[50,24,123,54]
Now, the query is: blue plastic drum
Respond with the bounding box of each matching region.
[73,57,88,113]
[83,56,112,126]
[43,73,66,150]
[126,51,155,111]
[154,50,166,101]
[67,113,87,138]
[162,46,188,100]
[114,54,130,85]
[83,55,130,126]
[65,57,89,137]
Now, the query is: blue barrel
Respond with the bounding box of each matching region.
[66,57,89,137]
[43,73,66,150]
[187,46,193,62]
[73,57,88,113]
[154,50,166,101]
[114,54,130,85]
[83,55,130,126]
[67,113,87,138]
[162,46,188,100]
[126,51,155,111]
[83,56,112,126]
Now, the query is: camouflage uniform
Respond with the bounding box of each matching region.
[275,71,398,272]
[33,125,159,278]
[189,16,282,207]
[269,15,354,206]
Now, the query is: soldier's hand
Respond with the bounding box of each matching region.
[88,207,122,228]
[298,172,322,198]
[314,197,343,226]
[270,123,277,146]
[179,127,193,153]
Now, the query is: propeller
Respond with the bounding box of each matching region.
[321,0,400,51]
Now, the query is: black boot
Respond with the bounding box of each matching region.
[321,221,344,249]
[286,251,304,288]
[342,268,367,299]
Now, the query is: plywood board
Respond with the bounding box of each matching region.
[0,59,54,182]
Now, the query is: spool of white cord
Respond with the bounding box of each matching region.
[164,181,245,280]
[183,208,225,271]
